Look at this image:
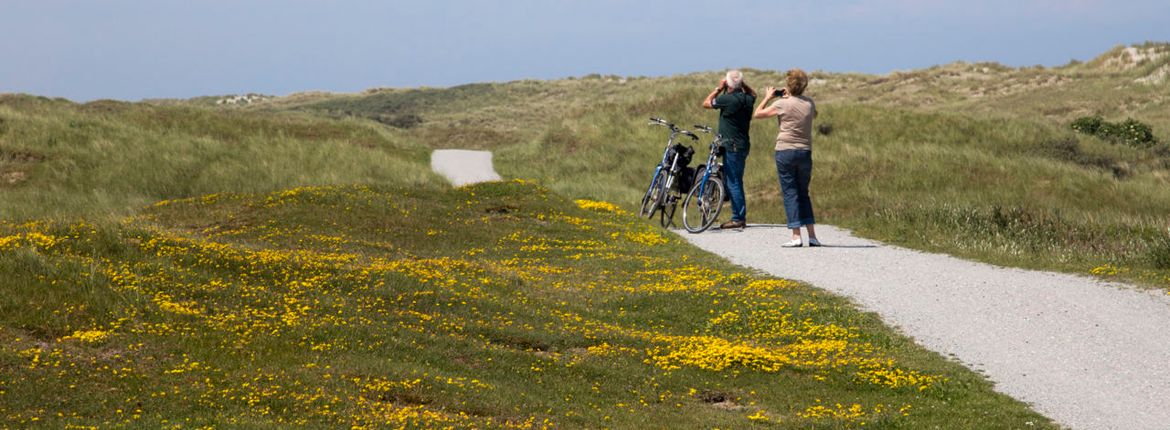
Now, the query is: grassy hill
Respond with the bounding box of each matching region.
[0,95,435,220]
[227,42,1170,290]
[1,43,1167,427]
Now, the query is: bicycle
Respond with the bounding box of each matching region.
[681,125,727,233]
[639,117,697,227]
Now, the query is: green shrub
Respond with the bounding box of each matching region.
[1070,116,1103,135]
[1116,118,1157,147]
[1071,116,1158,147]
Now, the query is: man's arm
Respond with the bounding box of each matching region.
[702,80,728,109]
[753,86,781,119]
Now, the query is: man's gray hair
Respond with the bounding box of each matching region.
[725,70,743,90]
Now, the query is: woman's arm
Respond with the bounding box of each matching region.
[753,86,781,119]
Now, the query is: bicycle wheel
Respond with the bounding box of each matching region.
[639,169,667,219]
[681,176,725,233]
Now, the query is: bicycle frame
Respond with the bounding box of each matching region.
[645,134,683,196]
[694,135,723,200]
[644,128,683,197]
[640,118,698,226]
[643,119,696,199]
[687,126,716,202]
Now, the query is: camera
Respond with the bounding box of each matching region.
[772,88,787,97]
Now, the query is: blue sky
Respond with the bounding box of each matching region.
[2,0,1167,101]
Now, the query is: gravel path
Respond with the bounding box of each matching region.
[677,224,1170,430]
[431,149,502,186]
[431,149,1170,429]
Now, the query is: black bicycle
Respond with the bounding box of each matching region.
[681,125,727,233]
[639,118,697,227]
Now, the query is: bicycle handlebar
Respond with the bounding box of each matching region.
[648,117,680,131]
[649,117,699,140]
[693,124,713,133]
[648,117,671,126]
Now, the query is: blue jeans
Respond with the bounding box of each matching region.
[723,148,749,222]
[775,150,815,229]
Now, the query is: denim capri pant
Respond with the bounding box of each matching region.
[774,149,815,229]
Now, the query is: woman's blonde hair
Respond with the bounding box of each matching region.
[786,68,809,96]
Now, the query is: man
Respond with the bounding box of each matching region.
[702,69,756,230]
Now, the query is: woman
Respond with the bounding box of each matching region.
[753,68,819,247]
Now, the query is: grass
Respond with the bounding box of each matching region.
[0,94,436,221]
[3,42,1169,428]
[0,181,1053,428]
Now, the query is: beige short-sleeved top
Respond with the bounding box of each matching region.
[771,95,817,151]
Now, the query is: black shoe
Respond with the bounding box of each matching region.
[719,220,746,230]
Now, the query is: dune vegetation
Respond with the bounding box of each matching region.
[267,42,1170,289]
[0,95,435,220]
[1,43,1166,428]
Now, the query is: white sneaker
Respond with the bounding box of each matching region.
[808,238,822,247]
[782,238,803,247]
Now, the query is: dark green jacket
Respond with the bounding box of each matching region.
[712,90,756,152]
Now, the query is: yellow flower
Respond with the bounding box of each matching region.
[1089,264,1120,276]
[624,231,668,246]
[62,329,112,344]
[574,199,626,214]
